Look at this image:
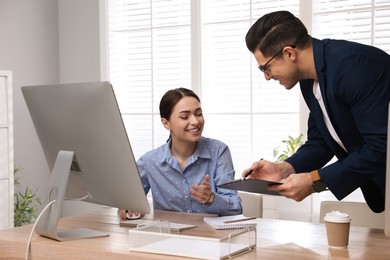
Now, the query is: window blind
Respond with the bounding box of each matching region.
[313,0,390,52]
[200,0,300,172]
[108,0,191,157]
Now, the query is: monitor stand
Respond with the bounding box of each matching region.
[35,150,109,241]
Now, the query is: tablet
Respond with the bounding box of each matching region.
[217,178,282,196]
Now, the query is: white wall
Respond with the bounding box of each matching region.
[0,0,60,210]
[58,0,103,83]
[0,0,102,212]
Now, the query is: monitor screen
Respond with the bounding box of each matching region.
[22,82,150,241]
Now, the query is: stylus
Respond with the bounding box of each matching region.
[242,170,254,180]
[243,158,263,180]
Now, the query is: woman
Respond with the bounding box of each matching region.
[119,88,242,219]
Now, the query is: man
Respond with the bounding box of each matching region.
[243,10,390,213]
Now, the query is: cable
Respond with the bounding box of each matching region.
[64,192,92,201]
[25,199,56,260]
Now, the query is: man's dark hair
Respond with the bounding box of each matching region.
[245,11,310,56]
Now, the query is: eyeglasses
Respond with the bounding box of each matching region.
[258,45,296,73]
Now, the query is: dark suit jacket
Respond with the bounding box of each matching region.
[285,38,390,213]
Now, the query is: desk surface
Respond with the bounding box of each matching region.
[1,207,389,259]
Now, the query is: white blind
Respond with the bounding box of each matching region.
[108,0,301,175]
[313,0,390,53]
[108,0,191,158]
[200,0,300,172]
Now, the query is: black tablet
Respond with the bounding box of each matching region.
[217,178,282,196]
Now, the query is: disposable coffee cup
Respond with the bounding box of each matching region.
[324,211,351,248]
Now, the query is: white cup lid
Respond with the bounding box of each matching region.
[324,211,351,223]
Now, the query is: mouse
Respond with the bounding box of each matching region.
[126,211,141,220]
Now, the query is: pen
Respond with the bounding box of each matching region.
[243,158,263,180]
[223,216,257,224]
[242,170,253,180]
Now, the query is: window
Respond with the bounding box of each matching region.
[108,0,192,159]
[200,1,300,173]
[108,0,301,176]
[313,0,390,53]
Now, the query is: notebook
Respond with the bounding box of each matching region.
[203,214,258,230]
[120,219,197,231]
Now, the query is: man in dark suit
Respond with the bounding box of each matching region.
[242,10,390,213]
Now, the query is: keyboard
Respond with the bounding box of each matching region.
[120,219,197,231]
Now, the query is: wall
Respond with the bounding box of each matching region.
[0,0,102,213]
[58,0,103,83]
[0,0,60,210]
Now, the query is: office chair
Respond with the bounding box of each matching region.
[238,191,263,218]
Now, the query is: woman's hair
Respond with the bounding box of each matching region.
[159,88,200,120]
[245,10,311,57]
[159,88,201,142]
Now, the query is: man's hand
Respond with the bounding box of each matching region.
[241,160,312,201]
[268,172,313,201]
[241,160,294,181]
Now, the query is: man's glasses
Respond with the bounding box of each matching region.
[258,45,296,73]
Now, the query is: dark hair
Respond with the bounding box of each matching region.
[159,88,201,142]
[245,11,310,57]
[159,88,200,120]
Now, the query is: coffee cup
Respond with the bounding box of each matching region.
[324,211,351,248]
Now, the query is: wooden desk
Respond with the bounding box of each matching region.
[1,207,389,259]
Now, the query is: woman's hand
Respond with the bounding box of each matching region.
[118,209,144,220]
[190,175,213,205]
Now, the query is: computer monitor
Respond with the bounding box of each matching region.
[22,81,150,241]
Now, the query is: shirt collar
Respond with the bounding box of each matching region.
[160,137,212,164]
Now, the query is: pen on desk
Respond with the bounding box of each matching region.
[223,216,257,224]
[243,158,263,180]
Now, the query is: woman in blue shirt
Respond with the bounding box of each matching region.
[119,88,242,218]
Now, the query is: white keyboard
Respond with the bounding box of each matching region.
[120,219,197,231]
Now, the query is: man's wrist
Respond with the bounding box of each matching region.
[311,170,321,181]
[311,170,327,192]
[277,161,295,179]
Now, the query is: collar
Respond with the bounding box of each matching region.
[159,137,211,165]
